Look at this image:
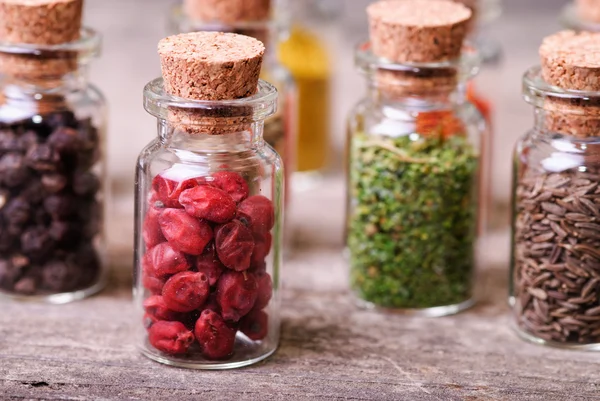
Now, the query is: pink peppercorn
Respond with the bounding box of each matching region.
[152,175,202,208]
[211,171,249,203]
[194,309,236,360]
[147,242,190,277]
[240,309,268,341]
[215,220,255,271]
[159,208,213,255]
[162,271,210,312]
[179,185,237,224]
[253,270,273,311]
[237,195,275,233]
[195,244,224,286]
[216,270,258,322]
[149,321,195,355]
[142,204,165,249]
[143,295,184,321]
[251,231,272,266]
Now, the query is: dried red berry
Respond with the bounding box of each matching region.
[143,274,166,295]
[152,174,202,208]
[162,271,210,312]
[147,242,190,277]
[216,270,258,321]
[237,195,275,233]
[194,309,236,360]
[143,205,165,249]
[148,321,195,355]
[240,309,268,341]
[143,295,184,321]
[159,208,213,255]
[179,185,236,224]
[215,220,254,271]
[251,231,272,266]
[201,293,221,314]
[254,271,273,310]
[211,171,249,203]
[195,245,224,286]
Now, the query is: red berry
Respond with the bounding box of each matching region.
[201,293,221,314]
[159,208,213,255]
[216,270,258,321]
[152,174,202,208]
[162,271,210,312]
[142,205,165,249]
[143,274,166,295]
[149,321,195,355]
[194,310,236,360]
[240,309,268,341]
[179,185,236,223]
[148,242,190,277]
[195,245,224,286]
[215,220,254,271]
[254,271,273,310]
[237,195,275,233]
[251,231,272,266]
[143,295,184,321]
[211,171,249,203]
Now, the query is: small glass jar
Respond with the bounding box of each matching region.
[135,78,282,368]
[169,5,296,183]
[0,28,107,303]
[510,67,600,350]
[346,44,486,316]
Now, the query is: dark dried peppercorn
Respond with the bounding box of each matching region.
[0,259,18,289]
[41,174,68,194]
[44,195,76,219]
[22,179,46,205]
[18,131,39,150]
[13,276,37,294]
[25,144,60,172]
[2,197,30,226]
[72,172,100,196]
[45,111,78,129]
[42,260,81,292]
[47,126,81,154]
[0,153,29,187]
[49,221,80,246]
[0,130,23,154]
[21,227,54,260]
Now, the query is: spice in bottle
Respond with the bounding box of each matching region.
[512,31,600,347]
[137,31,281,367]
[0,0,106,300]
[348,0,483,314]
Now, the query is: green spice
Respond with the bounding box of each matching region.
[348,132,479,309]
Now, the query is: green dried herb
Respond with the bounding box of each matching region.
[348,131,479,309]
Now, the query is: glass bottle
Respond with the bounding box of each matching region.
[511,62,600,350]
[0,28,107,303]
[169,2,296,188]
[346,44,486,316]
[135,78,282,368]
[278,0,334,179]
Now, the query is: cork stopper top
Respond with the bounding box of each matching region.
[158,31,265,101]
[0,0,83,45]
[367,0,472,63]
[540,30,600,91]
[576,0,600,23]
[184,0,271,23]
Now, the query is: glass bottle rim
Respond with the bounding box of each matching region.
[0,27,101,61]
[522,65,600,106]
[143,78,278,121]
[169,4,289,36]
[560,2,600,32]
[354,41,480,82]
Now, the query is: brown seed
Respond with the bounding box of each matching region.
[584,305,600,316]
[542,202,566,216]
[579,197,600,217]
[582,278,600,299]
[550,221,568,238]
[532,232,555,243]
[566,212,592,222]
[547,290,568,300]
[558,317,587,327]
[574,244,600,260]
[574,222,600,231]
[527,287,548,300]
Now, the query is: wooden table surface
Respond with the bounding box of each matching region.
[1,177,599,401]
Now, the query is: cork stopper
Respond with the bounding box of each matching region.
[367,0,472,63]
[158,32,265,134]
[0,0,83,45]
[539,31,600,138]
[184,0,271,23]
[576,0,600,23]
[540,31,600,92]
[0,0,84,82]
